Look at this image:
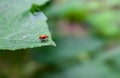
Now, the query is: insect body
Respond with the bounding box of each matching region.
[39,34,49,41]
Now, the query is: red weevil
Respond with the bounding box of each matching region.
[39,35,48,40]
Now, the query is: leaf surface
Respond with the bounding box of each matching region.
[0,0,55,50]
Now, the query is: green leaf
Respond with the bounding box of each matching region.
[0,0,55,50]
[87,11,120,37]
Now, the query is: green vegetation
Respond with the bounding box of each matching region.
[0,0,120,78]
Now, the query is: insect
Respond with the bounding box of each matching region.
[39,34,49,41]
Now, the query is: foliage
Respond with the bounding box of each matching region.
[0,0,55,50]
[0,0,120,78]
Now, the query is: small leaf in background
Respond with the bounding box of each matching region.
[87,11,120,37]
[0,0,55,50]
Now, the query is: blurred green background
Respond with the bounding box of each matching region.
[0,0,120,78]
